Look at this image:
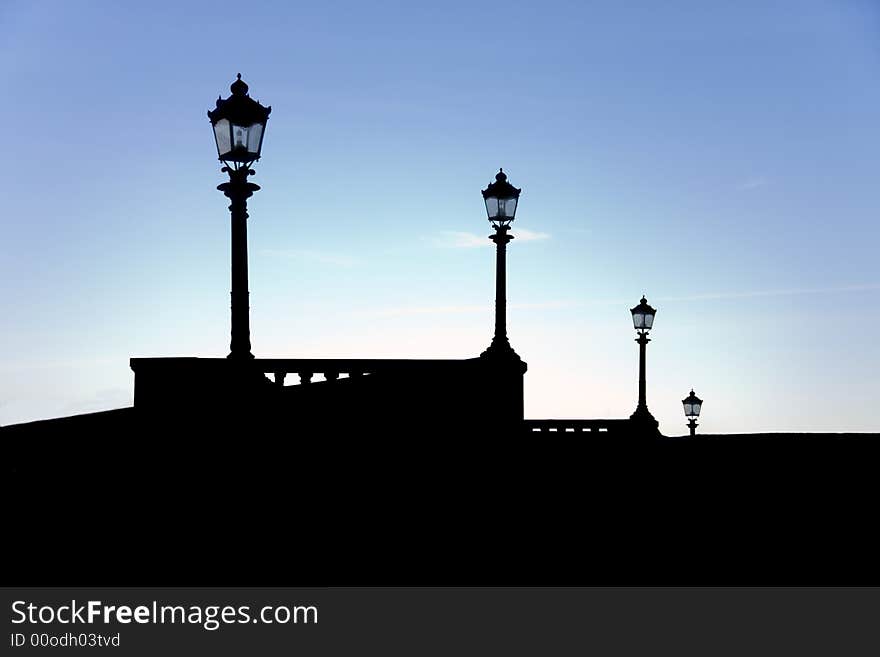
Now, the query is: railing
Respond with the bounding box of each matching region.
[524,419,631,433]
[250,358,481,387]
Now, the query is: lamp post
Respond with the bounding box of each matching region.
[208,74,271,360]
[629,295,658,427]
[481,169,521,359]
[682,389,703,436]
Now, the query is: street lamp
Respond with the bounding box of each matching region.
[481,169,522,359]
[208,74,271,359]
[629,295,658,427]
[682,389,703,436]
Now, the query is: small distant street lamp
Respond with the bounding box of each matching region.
[208,74,271,360]
[629,295,658,426]
[682,389,703,436]
[481,169,521,359]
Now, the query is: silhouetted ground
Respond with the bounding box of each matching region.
[4,408,879,586]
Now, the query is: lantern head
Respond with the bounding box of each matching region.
[208,74,271,167]
[630,295,657,332]
[682,389,703,418]
[482,169,521,228]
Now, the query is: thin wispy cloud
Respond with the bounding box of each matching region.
[656,283,880,303]
[433,232,489,248]
[260,248,359,267]
[736,177,769,191]
[356,300,577,319]
[515,228,551,242]
[432,228,550,248]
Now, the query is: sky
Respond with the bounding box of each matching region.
[1,0,879,434]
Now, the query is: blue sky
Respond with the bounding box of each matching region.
[1,0,878,434]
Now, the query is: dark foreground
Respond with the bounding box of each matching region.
[4,408,879,586]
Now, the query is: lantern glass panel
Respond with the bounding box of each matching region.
[691,402,701,416]
[501,197,517,219]
[632,312,645,329]
[643,312,654,329]
[248,123,264,154]
[214,119,231,158]
[485,196,500,219]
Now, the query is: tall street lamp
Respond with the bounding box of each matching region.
[629,295,658,428]
[208,74,271,360]
[481,169,521,359]
[682,389,703,436]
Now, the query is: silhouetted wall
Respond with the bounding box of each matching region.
[130,356,527,433]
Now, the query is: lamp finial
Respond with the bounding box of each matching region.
[231,74,248,96]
